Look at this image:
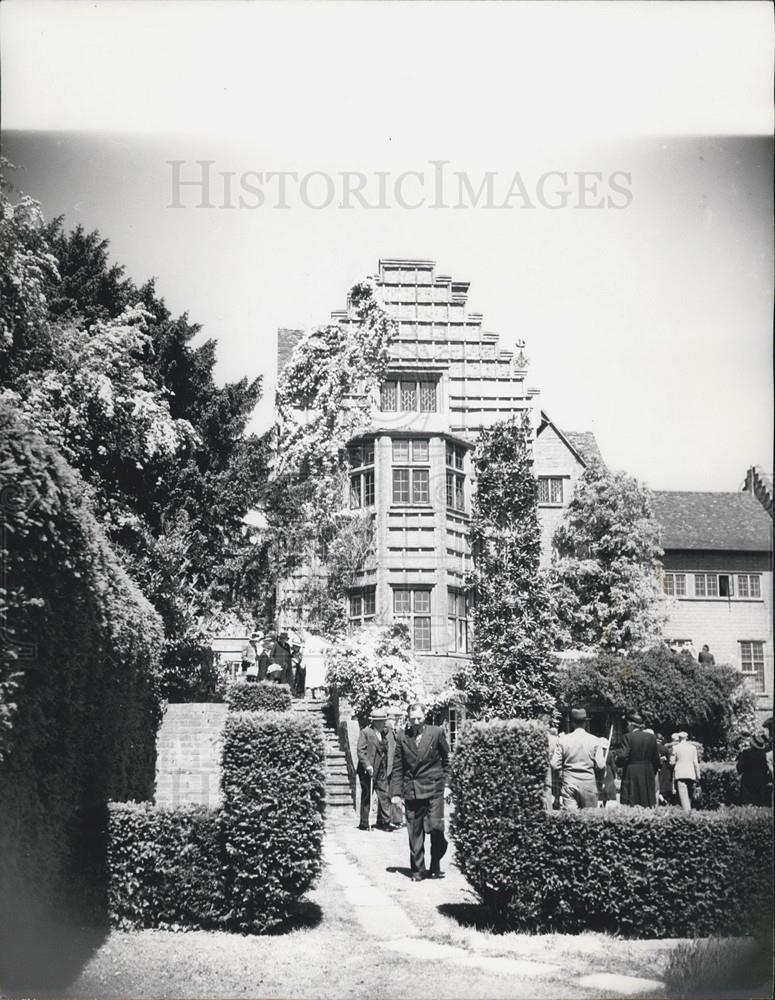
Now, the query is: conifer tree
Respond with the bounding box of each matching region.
[456,416,559,719]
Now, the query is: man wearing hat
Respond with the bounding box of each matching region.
[617,712,660,807]
[550,708,606,810]
[356,707,391,831]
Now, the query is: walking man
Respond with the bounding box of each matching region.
[550,708,606,809]
[390,703,450,881]
[357,707,391,831]
[617,713,660,807]
[384,706,405,828]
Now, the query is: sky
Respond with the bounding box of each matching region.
[1,1,773,491]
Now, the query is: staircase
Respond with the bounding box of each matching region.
[292,700,354,810]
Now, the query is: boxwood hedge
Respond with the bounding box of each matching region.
[451,720,773,937]
[699,761,741,808]
[226,680,292,713]
[108,803,225,930]
[107,711,326,933]
[221,711,326,933]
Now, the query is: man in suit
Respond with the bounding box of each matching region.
[617,712,660,806]
[356,707,391,831]
[390,703,450,881]
[550,708,606,809]
[384,706,405,828]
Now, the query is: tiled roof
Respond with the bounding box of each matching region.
[651,491,773,551]
[562,430,604,466]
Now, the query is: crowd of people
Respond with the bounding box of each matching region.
[238,628,328,699]
[548,709,774,812]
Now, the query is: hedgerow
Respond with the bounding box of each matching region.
[107,803,225,930]
[226,680,292,713]
[699,761,741,808]
[451,720,773,937]
[220,711,326,932]
[0,404,163,951]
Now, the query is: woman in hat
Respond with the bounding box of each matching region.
[616,713,660,807]
[736,733,771,806]
[670,731,701,813]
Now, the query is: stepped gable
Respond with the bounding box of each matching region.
[330,258,538,437]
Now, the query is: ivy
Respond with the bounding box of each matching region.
[266,281,396,633]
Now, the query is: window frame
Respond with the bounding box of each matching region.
[663,572,687,597]
[348,586,376,628]
[537,476,564,505]
[739,640,766,694]
[447,588,472,653]
[392,587,433,651]
[380,377,438,413]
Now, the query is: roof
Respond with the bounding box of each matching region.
[536,411,604,468]
[562,430,604,466]
[651,491,773,552]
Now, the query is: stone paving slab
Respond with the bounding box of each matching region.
[576,972,665,995]
[380,939,561,979]
[343,885,395,907]
[355,904,419,939]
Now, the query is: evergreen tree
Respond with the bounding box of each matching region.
[456,417,559,719]
[551,461,665,651]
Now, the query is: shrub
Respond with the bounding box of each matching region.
[226,680,292,713]
[451,720,773,937]
[556,646,757,757]
[700,762,741,809]
[0,405,163,950]
[221,711,326,932]
[107,803,225,930]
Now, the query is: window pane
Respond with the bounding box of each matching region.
[458,619,467,653]
[393,469,409,503]
[392,440,410,463]
[413,590,430,613]
[363,589,376,616]
[737,575,749,598]
[706,575,718,597]
[446,443,454,467]
[400,381,417,410]
[455,475,464,511]
[455,447,464,470]
[414,617,431,650]
[695,575,706,597]
[381,381,397,411]
[719,575,731,598]
[751,576,761,598]
[363,470,375,506]
[675,574,686,596]
[538,478,549,504]
[419,381,436,412]
[412,469,429,503]
[349,475,361,509]
[348,445,362,468]
[350,594,362,617]
[664,575,675,596]
[412,439,429,463]
[446,471,454,507]
[393,590,411,614]
[448,618,457,650]
[550,478,564,503]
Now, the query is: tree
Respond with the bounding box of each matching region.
[551,461,666,651]
[265,281,396,634]
[455,417,560,720]
[556,646,757,759]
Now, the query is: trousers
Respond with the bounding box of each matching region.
[404,796,447,874]
[560,779,599,810]
[359,767,390,828]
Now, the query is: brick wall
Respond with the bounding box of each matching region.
[154,703,228,808]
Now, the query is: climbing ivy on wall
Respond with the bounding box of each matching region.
[264,281,396,634]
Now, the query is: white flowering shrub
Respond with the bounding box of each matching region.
[325,623,425,721]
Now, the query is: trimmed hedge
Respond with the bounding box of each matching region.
[107,711,326,933]
[221,711,326,932]
[0,405,163,949]
[451,720,773,938]
[226,680,292,713]
[108,803,225,930]
[700,761,741,808]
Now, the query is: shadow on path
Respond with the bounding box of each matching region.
[437,901,503,933]
[385,865,415,880]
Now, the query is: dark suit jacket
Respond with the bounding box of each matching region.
[357,726,386,774]
[390,725,450,801]
[616,730,660,772]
